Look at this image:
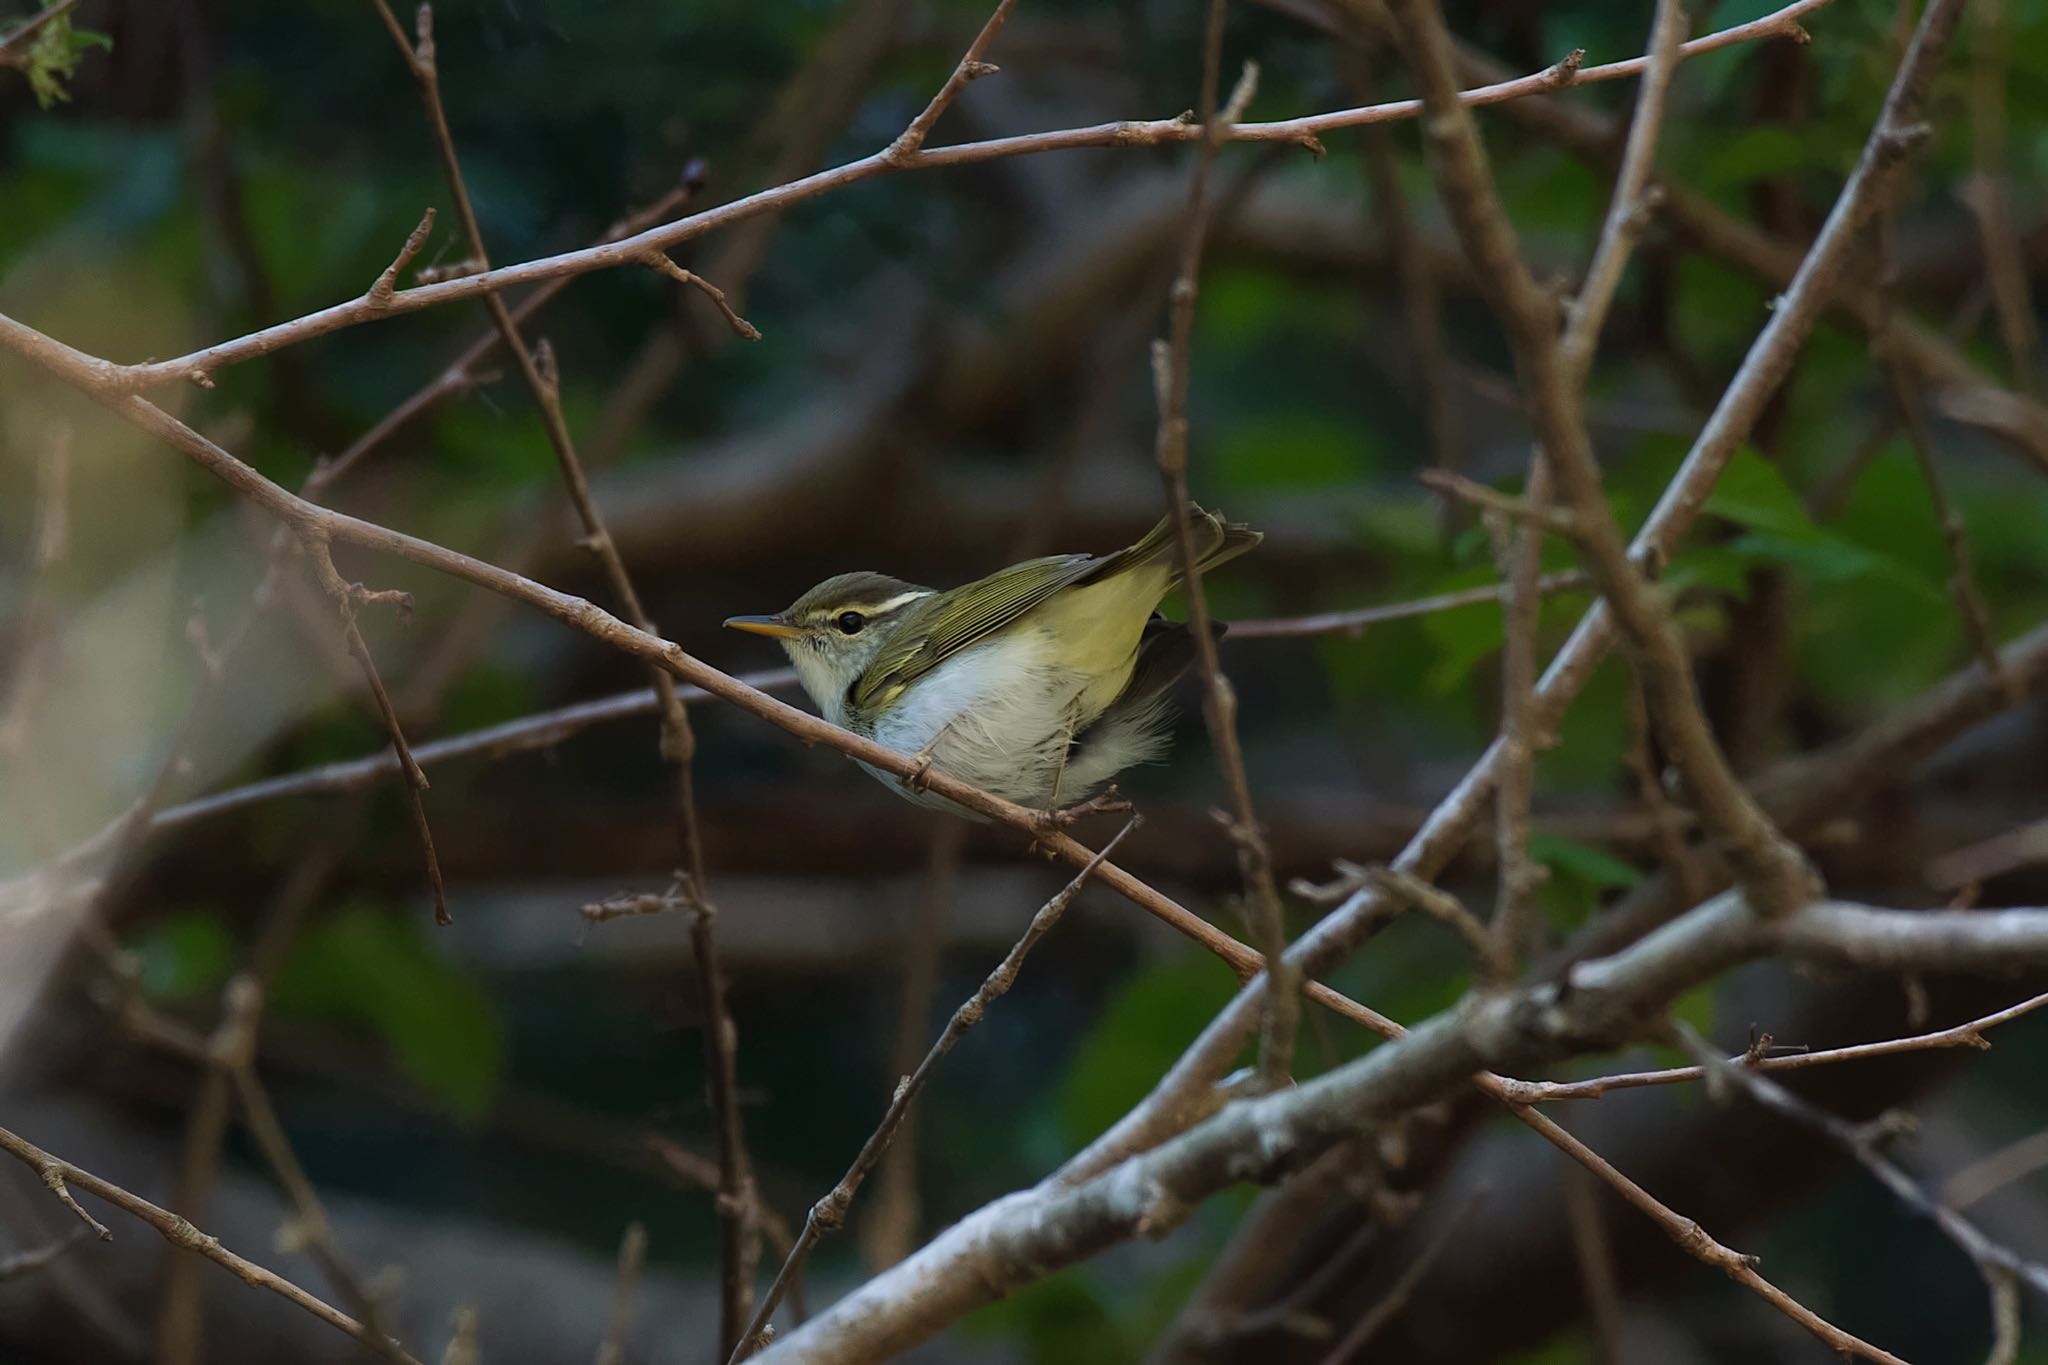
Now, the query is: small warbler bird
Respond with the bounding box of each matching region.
[724,505,1260,814]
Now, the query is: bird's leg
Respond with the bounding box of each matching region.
[1034,783,1132,837]
[902,717,960,794]
[1044,695,1082,812]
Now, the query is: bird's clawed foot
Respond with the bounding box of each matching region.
[903,746,939,793]
[1034,784,1132,838]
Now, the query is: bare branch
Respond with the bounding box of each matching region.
[1227,571,1593,639]
[641,253,763,340]
[1678,1023,2048,1305]
[884,0,1017,163]
[368,207,437,307]
[1512,988,2048,1102]
[731,818,1139,1361]
[0,1124,424,1365]
[593,1222,649,1365]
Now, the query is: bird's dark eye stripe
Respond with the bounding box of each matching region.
[836,611,866,634]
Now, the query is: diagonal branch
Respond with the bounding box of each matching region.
[0,1124,424,1365]
[730,818,1139,1361]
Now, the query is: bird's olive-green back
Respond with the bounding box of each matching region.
[848,506,1256,713]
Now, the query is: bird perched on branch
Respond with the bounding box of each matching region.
[725,505,1261,815]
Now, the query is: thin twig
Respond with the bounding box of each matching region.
[366,5,761,1341]
[1873,213,2015,701]
[861,820,966,1271]
[593,1222,649,1365]
[0,1124,425,1365]
[152,669,799,835]
[1313,1192,1484,1364]
[1679,1023,2048,1305]
[1151,6,1296,1089]
[729,817,1139,1362]
[302,534,450,926]
[1226,571,1594,638]
[1507,988,2048,1102]
[1365,866,1511,986]
[1623,678,1709,902]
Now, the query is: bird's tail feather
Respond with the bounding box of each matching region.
[1107,504,1263,583]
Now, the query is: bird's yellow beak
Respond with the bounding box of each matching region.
[723,614,803,640]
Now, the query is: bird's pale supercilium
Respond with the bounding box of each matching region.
[723,504,1261,815]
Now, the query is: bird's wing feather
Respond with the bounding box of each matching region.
[849,504,1260,713]
[851,552,1101,711]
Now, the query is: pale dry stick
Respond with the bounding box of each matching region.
[1150,4,1296,1090]
[304,535,452,925]
[730,818,1138,1363]
[1417,468,1577,535]
[0,306,1928,1359]
[593,1222,649,1365]
[0,1227,89,1281]
[862,820,966,1272]
[1947,1130,2048,1213]
[1366,866,1510,985]
[0,1124,426,1365]
[1678,1023,2048,1307]
[1392,0,1823,919]
[884,0,1015,164]
[1504,988,2048,1103]
[69,0,1834,393]
[152,667,799,834]
[231,1065,401,1353]
[366,5,761,1341]
[1227,571,1593,638]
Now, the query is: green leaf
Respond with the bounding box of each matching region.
[1528,835,1645,890]
[20,15,112,109]
[1704,447,1814,538]
[1705,448,1944,603]
[1058,953,1242,1146]
[130,911,235,1004]
[272,905,504,1120]
[1728,532,1945,605]
[1693,125,1827,194]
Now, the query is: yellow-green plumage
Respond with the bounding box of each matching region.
[725,505,1260,813]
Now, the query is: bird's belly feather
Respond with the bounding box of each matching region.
[867,626,1114,808]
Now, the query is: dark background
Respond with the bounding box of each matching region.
[2,0,2047,1361]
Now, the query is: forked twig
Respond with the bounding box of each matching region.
[729,818,1139,1361]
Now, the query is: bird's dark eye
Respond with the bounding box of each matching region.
[836,611,866,635]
